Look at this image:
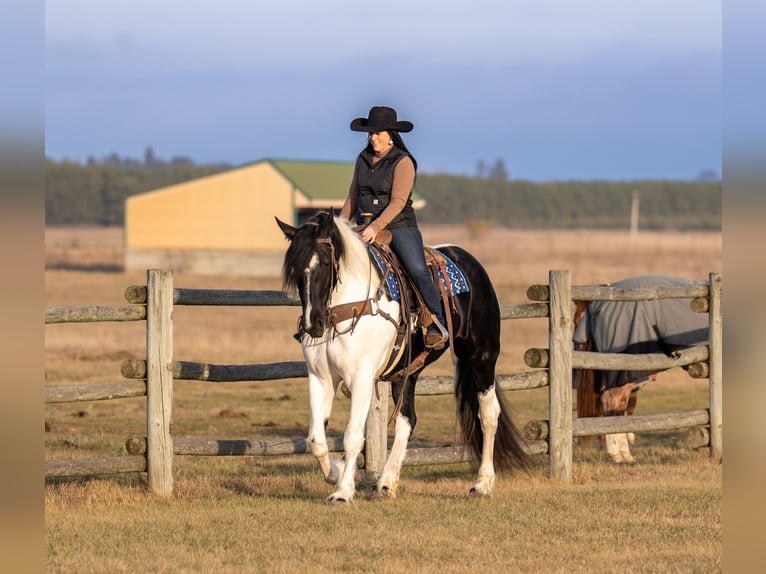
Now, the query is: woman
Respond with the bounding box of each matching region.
[340,106,448,349]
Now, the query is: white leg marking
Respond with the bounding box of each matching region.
[376,413,412,499]
[471,385,500,497]
[616,432,634,463]
[601,384,637,464]
[605,433,634,464]
[605,433,621,463]
[306,373,343,484]
[326,374,375,504]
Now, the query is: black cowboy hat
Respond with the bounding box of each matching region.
[350,106,413,133]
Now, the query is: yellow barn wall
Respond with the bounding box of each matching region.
[125,163,295,251]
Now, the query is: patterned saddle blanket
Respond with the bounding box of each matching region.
[369,246,469,303]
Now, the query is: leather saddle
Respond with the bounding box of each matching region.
[351,225,458,383]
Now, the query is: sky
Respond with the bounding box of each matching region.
[44,0,723,181]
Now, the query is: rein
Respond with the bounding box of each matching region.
[325,244,398,335]
[306,235,398,338]
[296,225,440,427]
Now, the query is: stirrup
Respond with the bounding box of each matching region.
[425,317,448,349]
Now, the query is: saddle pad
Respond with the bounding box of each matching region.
[369,247,469,303]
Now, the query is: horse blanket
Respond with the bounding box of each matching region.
[572,275,709,390]
[369,246,469,303]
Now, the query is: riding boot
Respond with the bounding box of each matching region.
[425,314,448,349]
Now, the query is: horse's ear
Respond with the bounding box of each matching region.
[275,217,296,240]
[319,209,336,234]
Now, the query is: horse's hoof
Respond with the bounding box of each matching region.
[611,456,635,464]
[469,487,492,498]
[325,495,351,505]
[370,486,396,501]
[468,486,492,498]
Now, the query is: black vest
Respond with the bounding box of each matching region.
[354,148,417,229]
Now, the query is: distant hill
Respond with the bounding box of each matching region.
[45,155,721,230]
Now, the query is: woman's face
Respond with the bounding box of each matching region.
[368,130,392,155]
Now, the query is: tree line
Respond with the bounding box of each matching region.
[415,174,721,230]
[45,151,231,225]
[45,152,721,231]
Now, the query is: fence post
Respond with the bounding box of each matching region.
[548,270,573,481]
[708,272,722,462]
[364,380,389,479]
[146,269,174,496]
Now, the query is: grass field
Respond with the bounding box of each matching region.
[45,224,722,573]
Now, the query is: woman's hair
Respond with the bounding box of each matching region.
[363,131,418,172]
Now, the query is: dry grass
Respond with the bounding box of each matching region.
[46,457,721,573]
[45,224,722,573]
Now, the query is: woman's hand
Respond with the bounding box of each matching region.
[360,225,378,243]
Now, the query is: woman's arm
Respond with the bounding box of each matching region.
[366,156,415,235]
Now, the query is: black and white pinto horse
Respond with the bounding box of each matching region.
[276,212,529,503]
[573,275,709,463]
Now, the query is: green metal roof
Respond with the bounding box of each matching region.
[269,159,354,200]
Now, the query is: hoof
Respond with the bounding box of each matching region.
[469,486,492,498]
[616,458,635,464]
[369,486,396,501]
[610,456,635,464]
[325,495,352,505]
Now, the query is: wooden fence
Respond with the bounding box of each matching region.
[45,269,722,494]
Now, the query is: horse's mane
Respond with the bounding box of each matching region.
[280,213,374,292]
[280,212,342,291]
[332,216,374,284]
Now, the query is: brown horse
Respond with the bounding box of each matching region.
[573,276,709,462]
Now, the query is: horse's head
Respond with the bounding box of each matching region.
[276,210,345,338]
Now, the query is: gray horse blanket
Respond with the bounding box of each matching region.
[572,275,709,390]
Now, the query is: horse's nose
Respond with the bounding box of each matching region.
[307,314,325,337]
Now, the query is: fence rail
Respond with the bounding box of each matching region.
[45,269,722,493]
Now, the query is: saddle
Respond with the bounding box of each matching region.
[349,225,459,383]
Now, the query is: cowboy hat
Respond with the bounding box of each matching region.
[350,106,413,133]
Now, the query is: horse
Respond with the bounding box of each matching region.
[275,211,530,503]
[573,275,709,463]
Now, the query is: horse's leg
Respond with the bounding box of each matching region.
[306,372,344,485]
[604,433,634,463]
[375,378,418,499]
[470,384,501,496]
[600,384,636,463]
[326,371,375,504]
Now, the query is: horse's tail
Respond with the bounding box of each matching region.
[573,300,600,419]
[573,299,601,447]
[575,364,603,421]
[574,343,603,448]
[455,359,531,473]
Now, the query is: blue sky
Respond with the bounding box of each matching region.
[44,1,722,181]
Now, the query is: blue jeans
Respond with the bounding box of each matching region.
[388,226,445,325]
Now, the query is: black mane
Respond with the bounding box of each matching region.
[281,212,345,293]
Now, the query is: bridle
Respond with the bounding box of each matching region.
[296,231,397,340]
[315,236,340,291]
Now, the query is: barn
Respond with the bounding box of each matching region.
[124,158,426,276]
